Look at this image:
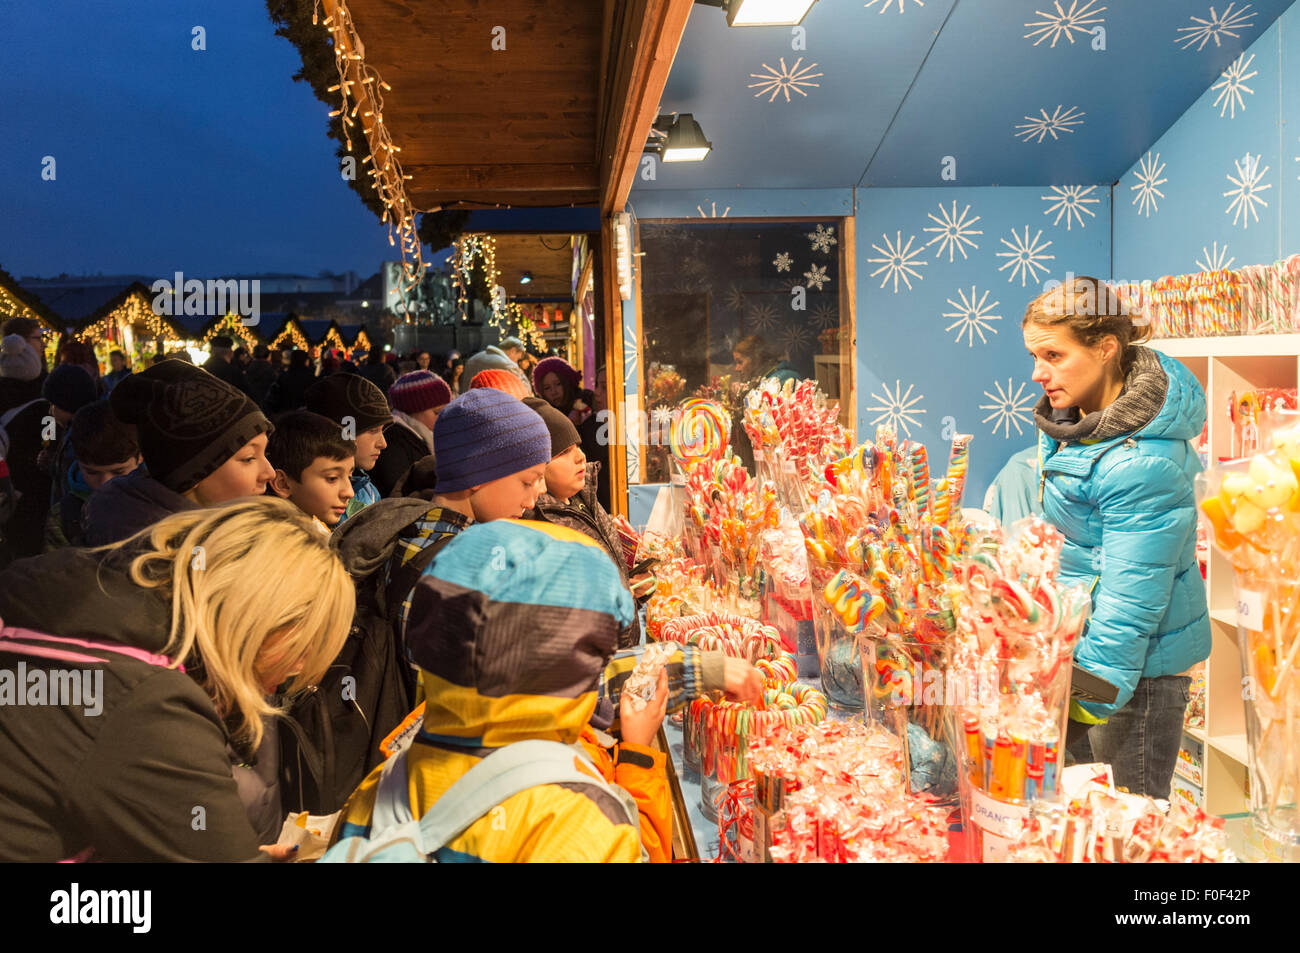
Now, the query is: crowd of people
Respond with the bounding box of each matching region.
[0,318,760,862]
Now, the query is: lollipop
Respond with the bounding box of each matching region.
[670,397,730,468]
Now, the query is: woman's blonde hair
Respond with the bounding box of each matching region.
[1022,275,1152,372]
[106,497,354,749]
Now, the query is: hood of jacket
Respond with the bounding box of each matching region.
[82,467,200,546]
[1035,347,1203,447]
[404,519,635,749]
[331,495,448,578]
[0,545,173,652]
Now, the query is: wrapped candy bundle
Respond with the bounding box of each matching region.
[1198,422,1300,844]
[743,720,951,863]
[681,455,779,601]
[742,378,853,514]
[1005,766,1232,863]
[949,517,1092,861]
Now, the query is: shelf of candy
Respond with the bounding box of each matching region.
[739,720,952,863]
[1112,254,1300,338]
[741,378,853,516]
[681,455,778,605]
[949,517,1092,861]
[1197,419,1300,845]
[801,426,975,711]
[1229,388,1298,459]
[1004,765,1232,863]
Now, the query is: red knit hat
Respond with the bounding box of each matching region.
[470,368,530,400]
[532,356,580,394]
[388,370,453,414]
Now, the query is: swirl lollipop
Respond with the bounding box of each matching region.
[671,397,731,469]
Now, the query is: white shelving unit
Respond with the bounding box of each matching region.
[1151,334,1300,815]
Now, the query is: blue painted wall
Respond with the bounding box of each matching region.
[1114,3,1300,276]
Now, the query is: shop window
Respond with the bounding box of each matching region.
[634,220,852,484]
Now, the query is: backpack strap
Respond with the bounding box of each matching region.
[363,739,637,860]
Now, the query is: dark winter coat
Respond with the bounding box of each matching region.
[526,461,642,648]
[578,412,612,512]
[2,399,53,563]
[262,366,317,415]
[0,374,44,415]
[82,468,200,546]
[0,546,267,861]
[370,420,430,498]
[241,360,277,406]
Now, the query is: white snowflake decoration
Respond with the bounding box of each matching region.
[943,287,1002,347]
[1131,152,1167,217]
[1224,153,1271,228]
[623,335,639,385]
[736,252,759,269]
[781,324,812,354]
[1014,105,1085,143]
[1196,242,1235,272]
[867,231,928,293]
[749,303,779,333]
[996,227,1056,287]
[697,202,731,218]
[1211,52,1257,119]
[866,380,927,438]
[811,302,839,329]
[1042,185,1100,230]
[802,264,831,291]
[773,251,793,273]
[864,0,924,12]
[1024,1,1107,48]
[723,284,746,312]
[923,202,982,262]
[980,379,1036,439]
[749,58,823,103]
[808,224,838,254]
[1176,2,1256,51]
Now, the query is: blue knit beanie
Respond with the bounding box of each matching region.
[433,388,551,493]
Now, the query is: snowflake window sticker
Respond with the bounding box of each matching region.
[864,0,925,12]
[781,324,812,354]
[811,301,839,329]
[1211,52,1257,119]
[808,224,838,254]
[749,58,823,103]
[1024,1,1107,48]
[980,379,1037,439]
[1224,153,1270,229]
[1014,105,1085,143]
[867,232,927,293]
[996,227,1056,287]
[736,252,759,269]
[772,251,793,273]
[1131,152,1167,217]
[723,284,747,312]
[748,302,779,333]
[866,380,927,438]
[1042,185,1099,230]
[1176,2,1256,51]
[802,264,831,291]
[943,287,1002,347]
[923,202,982,262]
[1196,242,1235,272]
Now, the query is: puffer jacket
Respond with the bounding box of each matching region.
[0,547,266,861]
[1036,347,1210,720]
[82,467,200,546]
[334,520,665,862]
[527,461,642,648]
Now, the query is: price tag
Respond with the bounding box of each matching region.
[1236,590,1264,632]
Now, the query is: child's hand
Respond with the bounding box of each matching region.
[619,667,668,748]
[722,658,764,704]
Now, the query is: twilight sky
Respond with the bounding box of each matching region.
[0,0,399,280]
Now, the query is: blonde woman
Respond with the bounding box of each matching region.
[0,497,354,861]
[1024,276,1209,798]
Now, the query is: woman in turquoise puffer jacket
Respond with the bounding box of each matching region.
[1023,276,1210,799]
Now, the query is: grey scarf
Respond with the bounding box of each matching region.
[1034,346,1167,444]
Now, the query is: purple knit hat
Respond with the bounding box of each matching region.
[388,370,453,415]
[532,356,580,394]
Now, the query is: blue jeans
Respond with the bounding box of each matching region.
[1069,675,1192,799]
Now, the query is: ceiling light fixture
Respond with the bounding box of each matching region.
[695,0,818,27]
[658,113,712,162]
